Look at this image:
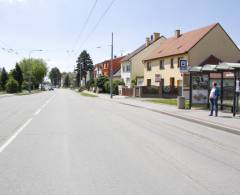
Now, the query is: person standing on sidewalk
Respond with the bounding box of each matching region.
[209,82,220,117]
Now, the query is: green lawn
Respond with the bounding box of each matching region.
[0,91,7,95]
[80,92,98,97]
[146,98,195,109]
[145,98,211,110]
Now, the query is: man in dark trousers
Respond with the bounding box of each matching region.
[209,82,220,117]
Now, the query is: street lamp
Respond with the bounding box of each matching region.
[28,49,43,93]
[96,33,114,99]
[110,32,113,99]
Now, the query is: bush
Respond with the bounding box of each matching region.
[6,78,19,93]
[104,81,110,93]
[104,80,124,95]
[86,79,95,91]
[96,76,109,92]
[22,81,30,90]
[78,86,86,92]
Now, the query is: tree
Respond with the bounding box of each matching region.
[49,67,61,86]
[76,50,93,87]
[11,63,23,91]
[63,74,70,88]
[6,78,19,93]
[32,59,48,88]
[19,58,48,90]
[0,67,8,90]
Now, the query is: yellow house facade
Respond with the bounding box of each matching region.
[143,23,240,88]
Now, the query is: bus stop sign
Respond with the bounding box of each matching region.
[180,60,188,73]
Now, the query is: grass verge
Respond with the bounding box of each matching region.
[80,92,98,97]
[145,98,195,109]
[146,98,211,110]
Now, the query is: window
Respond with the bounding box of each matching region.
[147,79,151,87]
[126,78,130,86]
[178,57,183,68]
[126,64,131,72]
[170,58,174,69]
[160,60,164,69]
[104,63,108,69]
[147,62,151,71]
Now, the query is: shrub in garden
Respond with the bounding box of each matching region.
[6,78,19,93]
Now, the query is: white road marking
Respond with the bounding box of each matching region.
[34,108,42,116]
[0,94,56,154]
[0,118,33,153]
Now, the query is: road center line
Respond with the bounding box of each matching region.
[34,108,42,116]
[0,118,33,153]
[0,94,56,154]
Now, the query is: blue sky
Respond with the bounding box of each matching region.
[0,0,240,72]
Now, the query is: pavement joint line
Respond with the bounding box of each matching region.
[0,94,56,154]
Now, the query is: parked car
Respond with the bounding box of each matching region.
[49,87,54,91]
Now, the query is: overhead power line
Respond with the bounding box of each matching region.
[75,0,117,54]
[72,0,98,51]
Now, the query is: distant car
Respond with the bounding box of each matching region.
[49,87,54,91]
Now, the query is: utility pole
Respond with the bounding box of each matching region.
[110,32,113,99]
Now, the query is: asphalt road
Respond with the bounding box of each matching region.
[0,89,240,195]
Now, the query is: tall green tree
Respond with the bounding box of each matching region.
[11,63,23,91]
[19,58,48,90]
[63,74,70,88]
[49,67,61,86]
[32,59,48,87]
[0,67,8,90]
[76,50,93,87]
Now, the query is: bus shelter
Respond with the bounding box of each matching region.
[189,63,240,117]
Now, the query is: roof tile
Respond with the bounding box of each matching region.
[144,23,218,61]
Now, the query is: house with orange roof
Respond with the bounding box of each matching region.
[94,56,125,79]
[143,23,240,92]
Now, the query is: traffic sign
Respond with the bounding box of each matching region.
[179,60,188,73]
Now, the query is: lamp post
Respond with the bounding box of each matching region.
[110,32,113,99]
[28,49,43,93]
[96,33,114,98]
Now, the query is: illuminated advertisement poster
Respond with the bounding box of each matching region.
[192,75,209,104]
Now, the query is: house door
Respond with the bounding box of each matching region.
[161,79,164,90]
[170,77,175,88]
[147,79,151,87]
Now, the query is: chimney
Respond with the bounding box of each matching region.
[114,55,117,59]
[153,32,160,41]
[150,35,154,41]
[146,37,150,46]
[175,29,181,38]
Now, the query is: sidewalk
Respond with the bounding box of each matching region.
[0,94,14,98]
[85,91,240,135]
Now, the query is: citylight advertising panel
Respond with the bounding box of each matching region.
[192,75,209,104]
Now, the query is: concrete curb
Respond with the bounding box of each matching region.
[82,91,240,136]
[118,102,240,136]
